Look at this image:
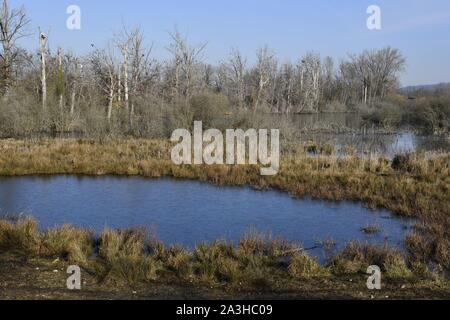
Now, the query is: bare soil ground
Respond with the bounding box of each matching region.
[1,255,449,300]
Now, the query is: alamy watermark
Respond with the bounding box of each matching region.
[66,265,81,290]
[366,265,382,290]
[67,5,81,30]
[171,122,280,176]
[367,5,381,30]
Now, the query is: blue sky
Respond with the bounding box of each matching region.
[9,0,450,86]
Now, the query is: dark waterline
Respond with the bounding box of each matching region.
[0,176,414,260]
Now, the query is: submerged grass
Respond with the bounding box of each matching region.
[361,224,380,235]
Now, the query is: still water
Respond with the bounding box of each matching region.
[292,113,450,156]
[0,176,414,259]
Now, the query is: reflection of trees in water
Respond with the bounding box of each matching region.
[413,136,450,153]
[300,132,395,156]
[0,178,19,217]
[293,113,362,130]
[292,114,449,156]
[299,131,449,157]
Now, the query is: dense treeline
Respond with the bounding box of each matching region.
[0,0,447,139]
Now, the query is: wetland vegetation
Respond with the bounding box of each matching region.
[0,0,449,300]
[0,138,449,299]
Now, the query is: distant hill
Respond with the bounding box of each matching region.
[400,82,450,93]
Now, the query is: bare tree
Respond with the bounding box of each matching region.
[278,62,295,114]
[200,63,214,90]
[65,52,82,116]
[0,0,30,95]
[117,64,122,103]
[115,30,130,111]
[253,46,276,114]
[369,47,405,101]
[113,26,157,127]
[90,45,118,121]
[56,47,64,110]
[39,31,47,109]
[223,48,247,108]
[322,56,335,104]
[166,29,207,100]
[128,27,154,127]
[344,47,405,106]
[296,53,321,113]
[0,5,410,139]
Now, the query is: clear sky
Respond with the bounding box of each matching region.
[9,0,450,86]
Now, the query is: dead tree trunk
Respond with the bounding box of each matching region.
[70,59,81,116]
[70,86,76,115]
[120,45,129,111]
[107,86,113,121]
[39,32,47,110]
[57,47,64,111]
[117,65,122,103]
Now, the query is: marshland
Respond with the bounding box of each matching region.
[0,138,449,299]
[0,0,449,300]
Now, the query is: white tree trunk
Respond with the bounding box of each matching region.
[58,47,64,111]
[107,87,114,121]
[122,46,129,110]
[118,65,122,102]
[39,32,47,110]
[70,89,76,116]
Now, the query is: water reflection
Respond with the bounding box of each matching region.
[292,114,449,157]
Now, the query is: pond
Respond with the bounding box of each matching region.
[299,131,450,157]
[292,113,450,157]
[0,176,414,261]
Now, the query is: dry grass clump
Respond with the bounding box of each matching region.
[405,232,432,264]
[98,228,146,262]
[405,227,450,271]
[0,218,40,256]
[288,254,329,279]
[39,225,93,265]
[383,253,413,279]
[163,245,193,279]
[168,236,320,289]
[190,236,295,288]
[95,228,164,285]
[0,217,93,265]
[237,231,298,259]
[330,242,412,279]
[193,241,239,284]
